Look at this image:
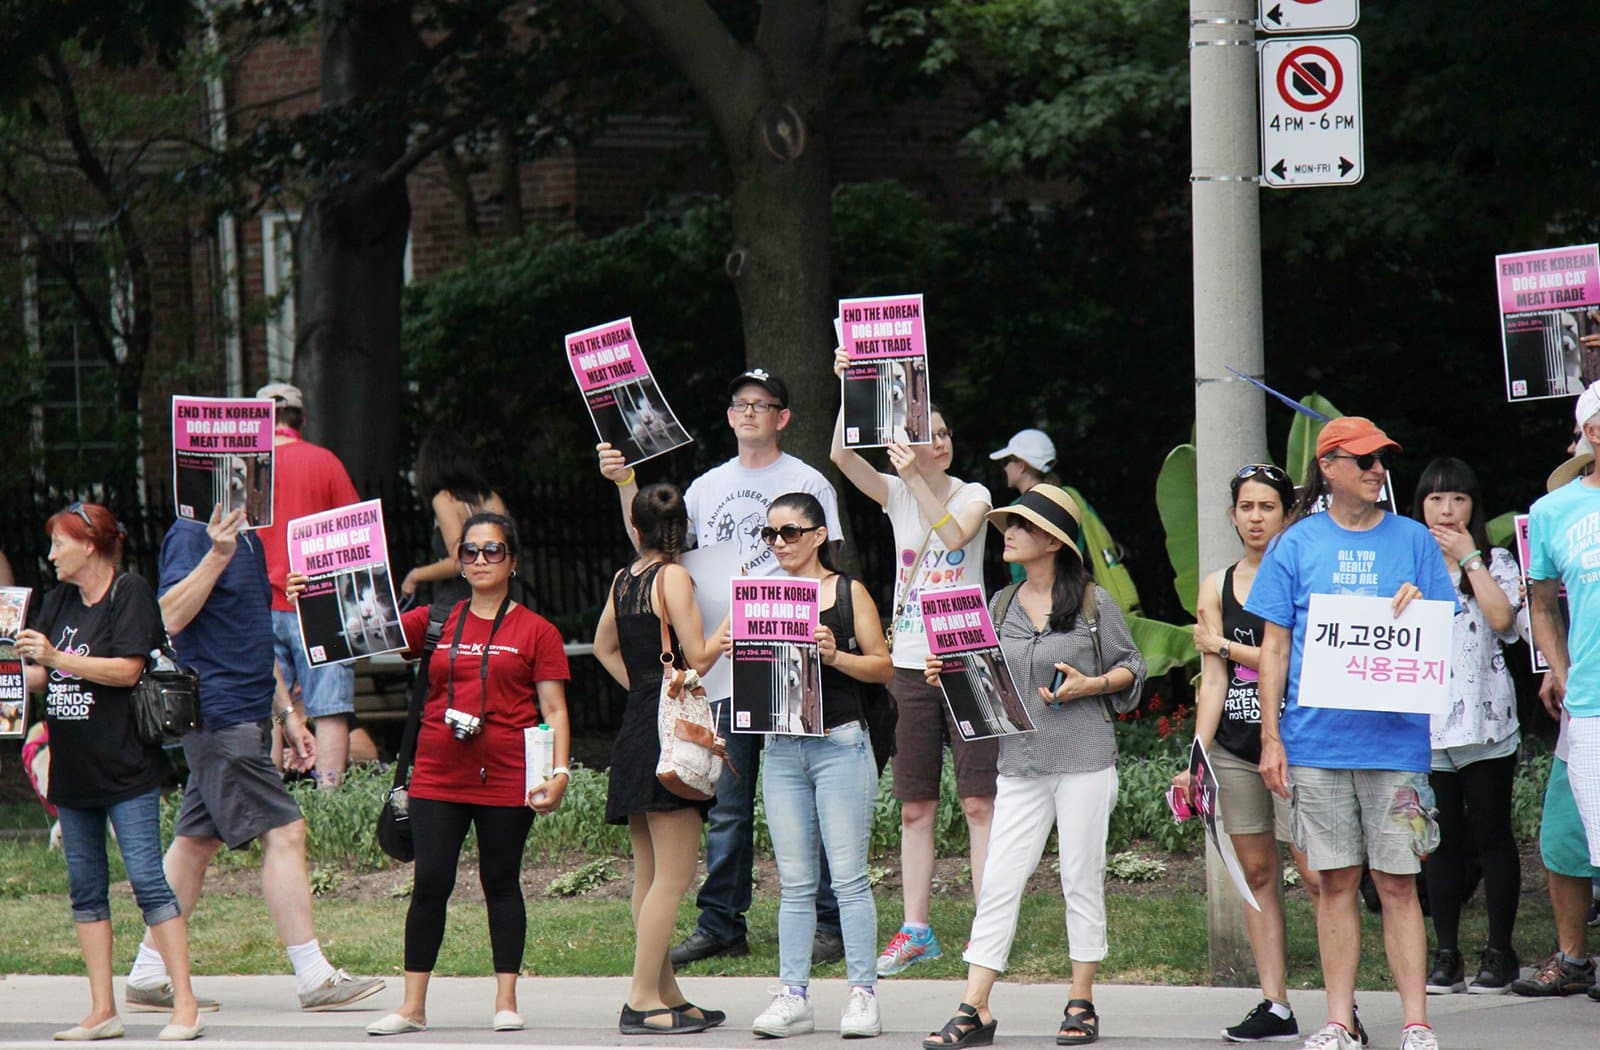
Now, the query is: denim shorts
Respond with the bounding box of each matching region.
[271,609,355,718]
[176,719,304,850]
[57,787,181,926]
[1288,765,1441,875]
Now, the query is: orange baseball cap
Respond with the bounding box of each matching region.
[1315,416,1401,458]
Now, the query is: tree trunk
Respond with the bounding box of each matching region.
[727,128,835,475]
[294,1,417,486]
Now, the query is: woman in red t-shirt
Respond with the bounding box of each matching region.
[293,512,570,1036]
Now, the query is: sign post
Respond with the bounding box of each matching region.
[1260,35,1364,188]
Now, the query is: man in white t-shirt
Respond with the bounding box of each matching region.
[599,368,845,965]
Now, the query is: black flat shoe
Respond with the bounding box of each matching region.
[923,1003,996,1049]
[671,1002,726,1028]
[620,1005,710,1036]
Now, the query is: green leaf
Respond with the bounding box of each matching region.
[1285,394,1343,486]
[1486,510,1517,550]
[1155,444,1198,617]
[1065,485,1142,616]
[1128,614,1198,678]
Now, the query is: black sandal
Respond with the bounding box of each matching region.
[671,1002,726,1028]
[619,1005,709,1035]
[1056,999,1099,1045]
[922,1003,997,1049]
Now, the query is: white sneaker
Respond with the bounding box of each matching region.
[839,987,881,1038]
[753,988,815,1038]
[1399,1025,1439,1050]
[1300,1023,1357,1050]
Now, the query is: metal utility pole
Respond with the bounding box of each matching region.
[1190,0,1268,986]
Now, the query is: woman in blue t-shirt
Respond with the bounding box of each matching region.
[17,502,201,1041]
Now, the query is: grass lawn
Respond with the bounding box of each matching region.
[0,837,1557,990]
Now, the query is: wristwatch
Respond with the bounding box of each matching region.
[1218,642,1231,662]
[272,708,292,726]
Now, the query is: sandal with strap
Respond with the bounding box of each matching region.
[619,1005,709,1035]
[670,1002,726,1028]
[922,1003,997,1049]
[1056,999,1099,1045]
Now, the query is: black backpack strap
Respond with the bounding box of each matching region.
[991,582,1021,631]
[834,572,858,653]
[393,600,461,790]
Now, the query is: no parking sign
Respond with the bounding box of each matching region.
[1260,35,1364,188]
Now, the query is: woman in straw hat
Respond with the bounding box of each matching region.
[921,485,1145,1048]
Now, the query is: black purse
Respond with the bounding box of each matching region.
[378,600,457,862]
[103,575,200,745]
[131,642,201,745]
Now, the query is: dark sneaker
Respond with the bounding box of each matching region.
[1511,952,1596,996]
[812,926,845,965]
[1221,1000,1298,1042]
[1425,947,1465,994]
[1467,947,1518,994]
[668,929,750,967]
[1588,897,1599,928]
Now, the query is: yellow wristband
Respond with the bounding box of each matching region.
[932,511,953,529]
[614,469,636,488]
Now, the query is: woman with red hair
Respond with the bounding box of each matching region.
[16,502,202,1041]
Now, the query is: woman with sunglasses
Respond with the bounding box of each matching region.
[830,348,995,977]
[15,502,202,1041]
[295,513,571,1036]
[1175,464,1324,1043]
[1249,419,1457,1050]
[592,483,725,1036]
[1410,459,1523,996]
[743,492,894,1039]
[922,485,1144,1048]
[400,429,510,605]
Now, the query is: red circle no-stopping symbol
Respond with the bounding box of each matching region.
[1276,45,1343,113]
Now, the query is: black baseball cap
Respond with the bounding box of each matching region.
[728,368,789,407]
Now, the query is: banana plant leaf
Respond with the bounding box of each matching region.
[1285,394,1344,486]
[1128,613,1199,677]
[1486,510,1517,550]
[1156,444,1199,617]
[1064,485,1143,617]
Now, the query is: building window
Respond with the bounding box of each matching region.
[27,237,124,463]
[261,211,299,383]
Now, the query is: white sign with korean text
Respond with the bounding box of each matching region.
[1298,593,1453,714]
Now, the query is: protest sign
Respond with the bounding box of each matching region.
[288,499,406,666]
[171,395,275,527]
[1298,593,1453,714]
[1188,738,1260,911]
[921,585,1034,742]
[0,587,29,738]
[838,293,932,448]
[565,317,692,467]
[1496,244,1600,402]
[1514,512,1554,672]
[729,576,821,735]
[681,540,741,703]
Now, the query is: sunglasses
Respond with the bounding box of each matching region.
[1235,463,1289,483]
[457,541,510,564]
[64,501,94,530]
[759,523,823,546]
[1326,450,1391,470]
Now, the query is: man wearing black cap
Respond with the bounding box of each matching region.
[599,368,845,965]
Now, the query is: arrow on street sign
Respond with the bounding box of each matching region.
[1258,0,1358,33]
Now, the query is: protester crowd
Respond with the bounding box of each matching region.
[13,363,1600,1050]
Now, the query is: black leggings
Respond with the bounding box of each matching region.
[1425,754,1520,953]
[405,796,535,974]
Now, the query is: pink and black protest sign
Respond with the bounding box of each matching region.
[565,316,692,467]
[1496,244,1600,402]
[171,396,276,527]
[287,499,405,666]
[837,293,932,448]
[920,585,1033,741]
[729,576,822,736]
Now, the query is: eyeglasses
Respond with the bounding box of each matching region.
[759,523,823,546]
[457,541,509,564]
[1326,450,1391,470]
[729,399,783,415]
[1235,463,1289,483]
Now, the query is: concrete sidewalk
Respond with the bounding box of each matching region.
[1,974,1592,1048]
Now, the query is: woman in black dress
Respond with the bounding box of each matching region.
[593,483,723,1035]
[400,429,510,607]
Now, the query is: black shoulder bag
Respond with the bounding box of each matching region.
[377,600,458,863]
[834,574,897,776]
[103,574,201,746]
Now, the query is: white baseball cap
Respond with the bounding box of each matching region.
[989,429,1056,473]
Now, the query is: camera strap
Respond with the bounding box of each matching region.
[447,595,512,783]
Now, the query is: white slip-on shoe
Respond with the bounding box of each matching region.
[156,1021,204,1041]
[366,1013,427,1036]
[52,1016,125,1041]
[493,1010,524,1031]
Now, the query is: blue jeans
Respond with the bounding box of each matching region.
[271,609,355,718]
[57,788,181,926]
[763,722,878,988]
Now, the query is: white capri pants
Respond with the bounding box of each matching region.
[1567,715,1600,866]
[964,765,1119,971]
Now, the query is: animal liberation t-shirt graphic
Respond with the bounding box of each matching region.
[708,487,775,573]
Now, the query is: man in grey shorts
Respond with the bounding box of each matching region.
[121,504,383,1013]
